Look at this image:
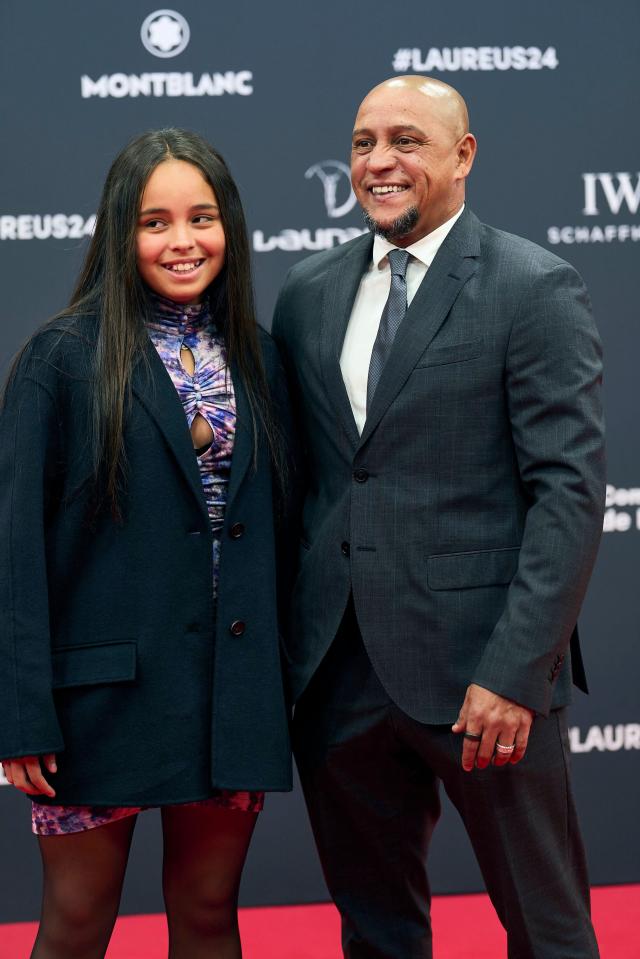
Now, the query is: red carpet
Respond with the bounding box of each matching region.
[2,885,637,957]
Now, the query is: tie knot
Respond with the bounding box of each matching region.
[387,248,410,278]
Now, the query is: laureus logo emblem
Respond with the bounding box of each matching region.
[140,9,191,59]
[305,161,357,219]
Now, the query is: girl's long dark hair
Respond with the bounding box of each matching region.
[62,128,282,518]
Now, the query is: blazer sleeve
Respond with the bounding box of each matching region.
[0,344,65,759]
[471,262,606,715]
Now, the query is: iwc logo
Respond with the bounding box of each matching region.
[140,9,190,59]
[547,172,640,246]
[304,161,356,219]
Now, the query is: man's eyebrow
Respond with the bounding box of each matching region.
[139,202,219,215]
[392,124,427,136]
[352,124,427,139]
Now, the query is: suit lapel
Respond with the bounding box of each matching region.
[132,342,210,526]
[319,234,373,450]
[359,208,481,450]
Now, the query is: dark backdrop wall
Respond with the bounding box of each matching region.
[0,0,638,922]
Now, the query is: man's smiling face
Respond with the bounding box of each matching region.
[350,79,476,247]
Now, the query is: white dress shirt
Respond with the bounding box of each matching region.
[339,205,465,433]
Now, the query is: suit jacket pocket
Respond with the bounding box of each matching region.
[52,640,137,689]
[427,546,520,590]
[415,338,483,368]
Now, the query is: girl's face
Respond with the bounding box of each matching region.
[136,159,226,304]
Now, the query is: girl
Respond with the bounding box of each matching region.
[0,129,293,959]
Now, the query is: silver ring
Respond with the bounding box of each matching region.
[495,742,516,753]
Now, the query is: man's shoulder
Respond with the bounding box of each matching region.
[478,218,580,279]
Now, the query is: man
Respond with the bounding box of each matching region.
[272,76,603,958]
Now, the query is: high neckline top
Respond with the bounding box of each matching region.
[146,292,212,335]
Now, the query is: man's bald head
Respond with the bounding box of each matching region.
[359,76,470,143]
[350,75,476,246]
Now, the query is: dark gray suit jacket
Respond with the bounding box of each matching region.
[273,208,605,723]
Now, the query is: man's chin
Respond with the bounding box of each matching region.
[362,205,420,242]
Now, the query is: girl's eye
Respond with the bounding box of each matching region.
[143,219,165,229]
[193,215,215,224]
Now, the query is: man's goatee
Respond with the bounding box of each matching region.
[362,205,420,241]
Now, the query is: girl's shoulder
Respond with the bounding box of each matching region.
[9,312,98,395]
[30,311,98,356]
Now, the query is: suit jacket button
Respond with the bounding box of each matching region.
[341,541,350,557]
[230,620,245,637]
[353,468,369,483]
[230,522,245,539]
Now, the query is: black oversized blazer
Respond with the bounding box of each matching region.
[0,312,293,805]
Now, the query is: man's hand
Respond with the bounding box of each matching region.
[1,754,57,797]
[452,685,534,771]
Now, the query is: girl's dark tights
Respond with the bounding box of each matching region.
[161,803,258,959]
[30,804,258,959]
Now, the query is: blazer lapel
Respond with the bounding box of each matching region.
[225,362,252,514]
[319,234,373,450]
[132,342,210,526]
[359,208,481,450]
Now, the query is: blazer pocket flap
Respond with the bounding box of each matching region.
[52,640,137,689]
[428,547,520,590]
[416,338,483,368]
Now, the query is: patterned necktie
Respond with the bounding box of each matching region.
[366,248,411,411]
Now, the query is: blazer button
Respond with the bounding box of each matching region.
[230,620,245,637]
[353,468,369,483]
[230,522,245,539]
[341,541,350,557]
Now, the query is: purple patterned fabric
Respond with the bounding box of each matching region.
[147,293,236,587]
[32,791,264,836]
[32,294,264,836]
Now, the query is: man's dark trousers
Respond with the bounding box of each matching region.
[294,601,598,959]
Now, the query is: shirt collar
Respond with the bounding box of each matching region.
[372,204,465,271]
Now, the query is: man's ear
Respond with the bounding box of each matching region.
[457,133,477,178]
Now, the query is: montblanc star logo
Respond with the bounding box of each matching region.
[140,9,190,59]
